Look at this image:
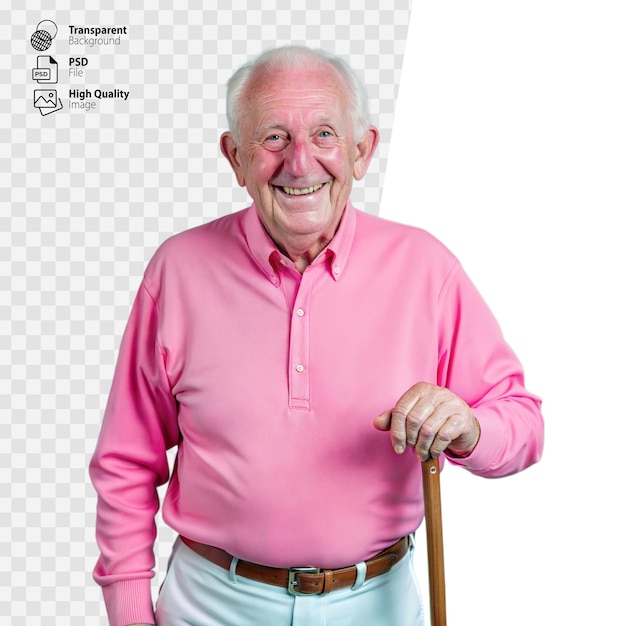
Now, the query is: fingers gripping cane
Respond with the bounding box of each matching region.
[422,457,447,626]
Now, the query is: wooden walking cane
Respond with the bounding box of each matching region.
[422,457,447,626]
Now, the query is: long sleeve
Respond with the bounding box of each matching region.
[89,280,180,626]
[438,262,544,476]
[88,208,545,624]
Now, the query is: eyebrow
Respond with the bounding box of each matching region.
[256,118,337,133]
[257,122,285,132]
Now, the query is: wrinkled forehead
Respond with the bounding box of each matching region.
[240,64,352,131]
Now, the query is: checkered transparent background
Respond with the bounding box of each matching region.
[1,1,411,622]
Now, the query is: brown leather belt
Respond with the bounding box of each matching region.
[180,535,410,596]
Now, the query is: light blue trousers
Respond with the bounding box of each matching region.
[155,537,425,626]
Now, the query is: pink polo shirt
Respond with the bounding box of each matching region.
[90,202,543,625]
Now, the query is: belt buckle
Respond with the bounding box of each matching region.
[288,567,321,596]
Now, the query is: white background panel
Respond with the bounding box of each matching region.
[385,2,625,624]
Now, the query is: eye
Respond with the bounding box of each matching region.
[315,129,337,145]
[262,134,288,151]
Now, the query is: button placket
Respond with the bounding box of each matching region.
[288,272,314,410]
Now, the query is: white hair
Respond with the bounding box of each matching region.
[225,46,371,144]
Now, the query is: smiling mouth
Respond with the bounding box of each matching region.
[278,183,326,196]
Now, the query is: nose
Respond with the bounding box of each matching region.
[284,134,315,177]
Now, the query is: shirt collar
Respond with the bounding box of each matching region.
[243,201,357,285]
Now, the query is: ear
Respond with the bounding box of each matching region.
[220,132,246,187]
[352,126,380,181]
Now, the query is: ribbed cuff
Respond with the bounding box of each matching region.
[445,408,503,472]
[102,578,155,626]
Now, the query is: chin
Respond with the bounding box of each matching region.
[281,215,331,235]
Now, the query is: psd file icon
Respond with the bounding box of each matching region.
[32,56,58,84]
[34,89,63,116]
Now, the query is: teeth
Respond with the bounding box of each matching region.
[282,184,324,196]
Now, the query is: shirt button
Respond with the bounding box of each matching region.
[296,308,304,317]
[295,364,304,373]
[333,266,340,275]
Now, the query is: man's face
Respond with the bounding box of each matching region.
[221,64,378,259]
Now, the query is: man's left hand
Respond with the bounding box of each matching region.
[373,382,480,461]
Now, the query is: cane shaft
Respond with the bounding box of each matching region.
[422,457,447,626]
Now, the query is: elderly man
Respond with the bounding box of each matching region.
[90,46,543,626]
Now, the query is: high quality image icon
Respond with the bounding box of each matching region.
[33,89,63,116]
